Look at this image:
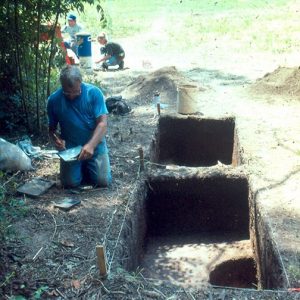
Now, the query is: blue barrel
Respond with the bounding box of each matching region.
[76,33,92,57]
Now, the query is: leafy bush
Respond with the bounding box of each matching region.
[0,0,105,135]
[0,182,29,242]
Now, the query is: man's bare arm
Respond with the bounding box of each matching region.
[78,115,107,160]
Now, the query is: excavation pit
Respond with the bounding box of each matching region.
[150,115,240,167]
[125,172,259,288]
[209,257,257,288]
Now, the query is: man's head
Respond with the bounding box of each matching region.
[97,32,107,45]
[60,65,82,100]
[67,14,77,27]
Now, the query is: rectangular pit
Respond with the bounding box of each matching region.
[122,171,259,288]
[121,170,289,290]
[150,115,241,167]
[146,175,249,237]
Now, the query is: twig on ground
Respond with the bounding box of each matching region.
[3,170,21,187]
[102,209,117,246]
[53,264,62,277]
[96,289,102,300]
[184,289,196,300]
[55,288,67,299]
[77,282,93,298]
[48,210,57,241]
[211,284,290,293]
[95,279,110,294]
[110,291,127,295]
[32,246,44,261]
[153,287,167,299]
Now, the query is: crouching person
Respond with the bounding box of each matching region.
[47,65,112,188]
[95,32,125,70]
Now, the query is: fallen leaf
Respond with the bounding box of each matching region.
[47,290,59,296]
[60,240,74,247]
[72,279,81,289]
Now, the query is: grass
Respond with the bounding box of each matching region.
[0,175,32,296]
[0,181,29,242]
[74,0,299,56]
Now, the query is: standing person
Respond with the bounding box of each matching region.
[47,65,112,188]
[61,14,82,57]
[95,32,125,70]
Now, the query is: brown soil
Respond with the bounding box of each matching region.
[250,66,300,97]
[122,66,203,104]
[1,24,300,300]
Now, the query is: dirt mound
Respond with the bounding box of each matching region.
[251,66,300,97]
[123,66,203,104]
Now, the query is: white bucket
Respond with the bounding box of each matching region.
[79,56,92,70]
[177,84,199,114]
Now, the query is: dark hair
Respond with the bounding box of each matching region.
[59,65,82,87]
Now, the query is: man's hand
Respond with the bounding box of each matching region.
[77,115,107,161]
[55,137,66,151]
[50,131,65,150]
[78,143,94,161]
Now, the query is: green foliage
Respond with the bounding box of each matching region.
[91,0,294,58]
[288,263,300,279]
[0,271,16,289]
[0,184,29,242]
[0,269,48,299]
[78,3,108,37]
[33,286,49,299]
[0,0,105,135]
[98,0,288,38]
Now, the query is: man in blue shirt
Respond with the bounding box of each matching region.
[47,65,111,188]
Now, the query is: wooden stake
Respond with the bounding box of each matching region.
[138,147,144,171]
[96,245,107,277]
[156,103,161,115]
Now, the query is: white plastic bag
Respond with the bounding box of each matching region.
[0,138,33,171]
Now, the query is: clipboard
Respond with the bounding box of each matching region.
[17,178,55,197]
[53,198,81,211]
[58,146,82,162]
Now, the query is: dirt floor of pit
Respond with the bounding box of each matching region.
[141,234,254,288]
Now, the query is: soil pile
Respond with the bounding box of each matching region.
[123,66,203,104]
[251,66,300,97]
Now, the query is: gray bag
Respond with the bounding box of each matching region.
[0,138,33,171]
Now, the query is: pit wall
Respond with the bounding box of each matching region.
[150,115,238,167]
[120,181,148,271]
[249,188,289,289]
[232,127,243,167]
[145,171,249,236]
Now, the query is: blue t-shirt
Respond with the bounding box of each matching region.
[47,83,108,155]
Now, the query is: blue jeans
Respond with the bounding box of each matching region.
[64,40,79,57]
[60,152,112,188]
[106,56,118,67]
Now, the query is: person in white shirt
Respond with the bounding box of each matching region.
[62,14,82,57]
